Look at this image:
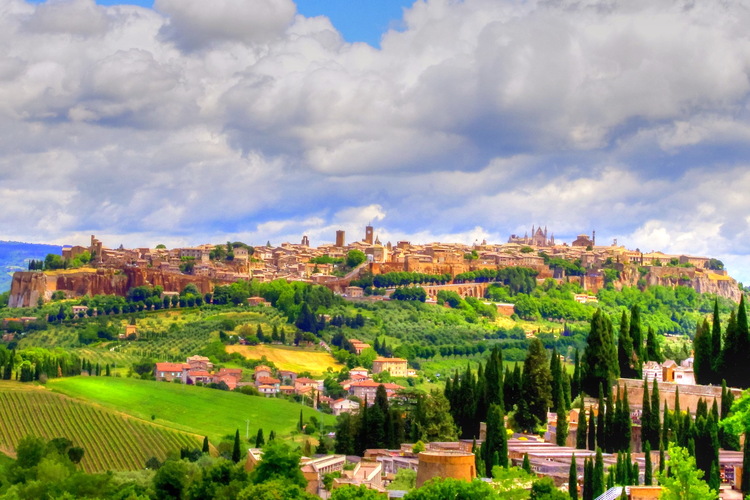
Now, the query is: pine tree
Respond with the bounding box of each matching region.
[202,436,209,453]
[644,441,652,485]
[569,454,578,500]
[582,310,618,397]
[693,319,712,385]
[232,429,241,463]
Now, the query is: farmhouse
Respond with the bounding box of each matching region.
[372,357,409,377]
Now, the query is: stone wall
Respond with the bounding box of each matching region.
[415,451,476,488]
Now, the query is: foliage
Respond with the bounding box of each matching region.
[658,444,717,500]
[249,441,307,488]
[388,467,417,491]
[404,477,501,499]
[332,484,387,499]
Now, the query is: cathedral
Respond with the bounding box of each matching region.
[507,225,555,247]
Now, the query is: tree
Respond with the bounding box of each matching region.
[556,401,569,447]
[593,448,604,499]
[644,441,653,485]
[517,337,552,431]
[581,310,618,397]
[693,319,712,385]
[659,444,717,500]
[421,390,458,442]
[255,428,265,448]
[569,454,579,500]
[576,398,587,450]
[16,434,46,469]
[346,250,366,269]
[202,436,209,454]
[530,476,570,500]
[483,403,508,476]
[645,327,663,363]
[332,485,387,499]
[617,311,637,379]
[232,429,241,463]
[250,441,307,488]
[629,305,643,376]
[154,459,189,500]
[404,478,499,499]
[523,453,531,473]
[710,300,722,383]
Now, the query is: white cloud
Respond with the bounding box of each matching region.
[2,0,750,283]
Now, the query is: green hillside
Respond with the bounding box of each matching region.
[0,382,201,472]
[47,376,335,444]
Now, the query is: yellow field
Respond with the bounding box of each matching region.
[225,345,343,375]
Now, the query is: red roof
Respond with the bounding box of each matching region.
[257,376,280,385]
[218,368,242,376]
[254,365,272,372]
[296,377,317,384]
[188,370,211,377]
[155,362,185,372]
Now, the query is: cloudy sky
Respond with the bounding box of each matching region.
[4,0,750,281]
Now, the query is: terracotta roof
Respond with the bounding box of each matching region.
[373,357,407,363]
[296,377,317,384]
[257,376,280,384]
[254,365,272,372]
[188,370,211,377]
[155,362,186,372]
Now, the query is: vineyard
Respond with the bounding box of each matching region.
[0,384,202,472]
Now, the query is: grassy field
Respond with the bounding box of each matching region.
[47,376,335,445]
[225,344,343,375]
[0,381,201,472]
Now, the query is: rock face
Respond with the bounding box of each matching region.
[617,265,741,303]
[9,269,219,308]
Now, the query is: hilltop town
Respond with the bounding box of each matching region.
[7,225,740,308]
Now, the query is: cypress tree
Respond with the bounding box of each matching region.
[736,295,750,389]
[596,391,606,452]
[522,453,531,473]
[709,461,720,493]
[743,431,750,497]
[583,458,593,500]
[710,299,722,383]
[605,389,616,453]
[519,338,552,430]
[569,454,578,500]
[693,318,712,385]
[255,428,265,448]
[645,327,663,363]
[232,429,241,463]
[644,441,652,485]
[557,398,569,447]
[593,448,604,498]
[629,305,643,376]
[606,467,615,490]
[631,459,639,485]
[617,310,637,378]
[563,371,572,411]
[641,380,652,451]
[550,347,562,412]
[572,349,581,400]
[619,388,631,452]
[659,442,665,474]
[588,406,596,451]
[202,436,209,453]
[484,403,507,476]
[649,379,661,451]
[576,398,587,450]
[582,310,618,397]
[721,310,740,388]
[720,381,741,450]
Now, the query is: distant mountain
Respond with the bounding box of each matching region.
[0,241,63,292]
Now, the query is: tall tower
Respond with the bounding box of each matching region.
[364,225,374,245]
[335,230,345,247]
[301,235,309,247]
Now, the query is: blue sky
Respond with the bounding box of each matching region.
[6,0,750,283]
[26,0,413,47]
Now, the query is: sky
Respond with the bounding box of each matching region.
[5,0,750,283]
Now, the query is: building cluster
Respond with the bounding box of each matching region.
[58,225,726,299]
[154,356,244,390]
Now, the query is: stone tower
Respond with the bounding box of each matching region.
[364,225,374,245]
[335,230,345,247]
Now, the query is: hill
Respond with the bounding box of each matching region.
[0,381,201,472]
[47,376,335,445]
[0,241,61,293]
[225,344,344,375]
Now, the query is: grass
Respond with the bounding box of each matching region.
[0,381,201,472]
[47,376,335,445]
[225,344,343,376]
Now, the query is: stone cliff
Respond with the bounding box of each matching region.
[9,269,219,308]
[616,265,741,302]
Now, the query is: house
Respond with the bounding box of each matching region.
[642,361,662,382]
[255,376,281,388]
[212,368,242,390]
[372,357,408,377]
[247,297,271,307]
[348,381,403,402]
[331,398,361,416]
[186,370,212,385]
[294,377,319,394]
[71,305,89,316]
[258,385,278,397]
[349,367,369,378]
[661,360,677,382]
[278,370,298,383]
[254,365,272,380]
[344,286,364,298]
[187,355,213,371]
[279,385,296,395]
[349,339,371,355]
[155,362,189,382]
[673,367,696,385]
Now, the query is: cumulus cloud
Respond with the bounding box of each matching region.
[3,0,750,281]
